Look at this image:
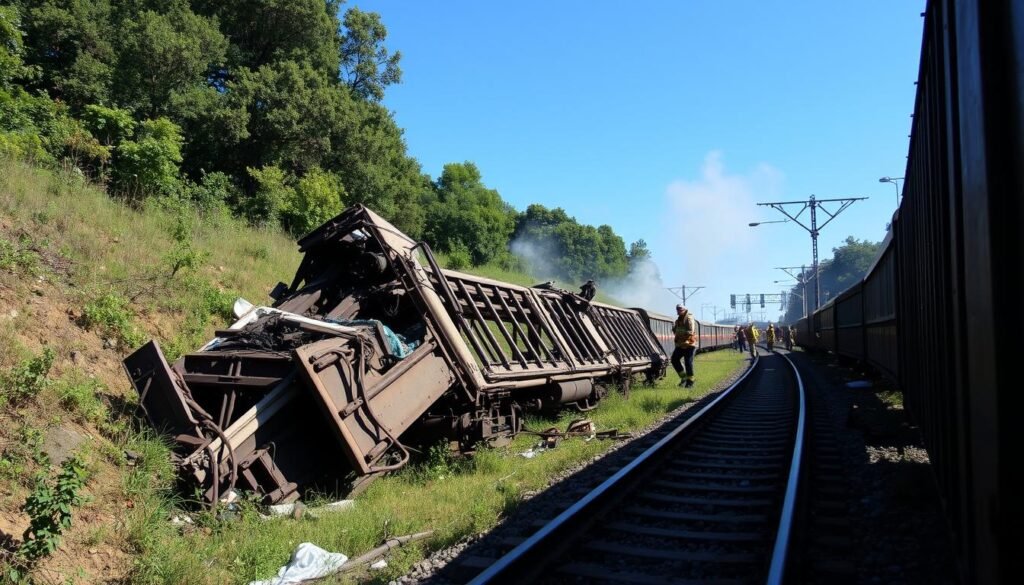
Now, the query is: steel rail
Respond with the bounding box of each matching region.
[468,352,762,584]
[766,349,807,584]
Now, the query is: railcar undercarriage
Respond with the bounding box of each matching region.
[123,205,666,506]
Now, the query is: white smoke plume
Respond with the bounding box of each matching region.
[663,151,784,282]
[600,258,680,315]
[509,234,560,281]
[511,230,679,315]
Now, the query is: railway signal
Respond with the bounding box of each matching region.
[732,293,787,316]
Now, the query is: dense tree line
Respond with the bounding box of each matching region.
[781,236,882,323]
[0,0,641,282]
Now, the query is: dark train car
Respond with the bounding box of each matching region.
[814,299,836,354]
[834,282,864,361]
[794,316,813,351]
[862,232,897,380]
[894,3,1020,582]
[797,2,1021,582]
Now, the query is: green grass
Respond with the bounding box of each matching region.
[0,159,299,340]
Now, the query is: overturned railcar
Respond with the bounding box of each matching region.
[123,205,667,505]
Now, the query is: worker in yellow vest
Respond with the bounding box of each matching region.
[746,323,759,357]
[672,304,697,387]
[766,323,776,351]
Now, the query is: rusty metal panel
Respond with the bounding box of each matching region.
[123,341,203,441]
[295,336,455,474]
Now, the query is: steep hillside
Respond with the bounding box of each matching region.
[0,158,304,582]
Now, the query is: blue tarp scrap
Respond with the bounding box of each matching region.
[324,318,420,359]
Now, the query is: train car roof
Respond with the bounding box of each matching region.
[633,308,674,321]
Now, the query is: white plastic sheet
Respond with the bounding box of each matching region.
[249,543,348,585]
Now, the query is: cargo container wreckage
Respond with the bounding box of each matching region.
[123,205,667,506]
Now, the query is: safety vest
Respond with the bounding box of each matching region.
[674,313,696,348]
[766,326,776,341]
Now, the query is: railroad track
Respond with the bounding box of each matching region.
[468,349,806,584]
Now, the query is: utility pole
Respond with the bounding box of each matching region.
[666,285,704,305]
[701,304,724,322]
[757,195,867,310]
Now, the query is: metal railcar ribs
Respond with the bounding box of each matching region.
[123,205,667,506]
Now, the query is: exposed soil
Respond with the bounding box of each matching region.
[0,260,136,583]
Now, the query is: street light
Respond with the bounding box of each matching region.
[748,220,789,227]
[879,176,903,207]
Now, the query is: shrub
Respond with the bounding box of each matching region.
[496,251,526,273]
[0,348,55,406]
[280,167,345,236]
[0,424,46,484]
[112,118,184,199]
[161,210,209,278]
[182,171,237,215]
[0,236,39,274]
[18,455,90,562]
[81,104,135,146]
[244,165,291,226]
[445,243,471,271]
[80,293,145,348]
[0,129,48,163]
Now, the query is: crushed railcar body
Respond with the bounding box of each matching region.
[123,205,667,505]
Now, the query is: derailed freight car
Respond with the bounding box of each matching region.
[122,205,668,506]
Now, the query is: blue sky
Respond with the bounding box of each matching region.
[352,1,925,319]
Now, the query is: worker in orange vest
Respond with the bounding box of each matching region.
[672,304,697,387]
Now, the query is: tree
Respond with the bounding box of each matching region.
[114,3,227,117]
[596,225,628,278]
[0,4,28,88]
[628,239,651,264]
[339,7,402,101]
[194,0,341,79]
[18,0,117,110]
[168,84,250,180]
[324,97,432,238]
[511,204,632,281]
[227,60,342,176]
[424,162,515,266]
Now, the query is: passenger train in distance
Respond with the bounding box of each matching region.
[633,308,737,358]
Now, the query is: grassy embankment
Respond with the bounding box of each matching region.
[0,159,748,584]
